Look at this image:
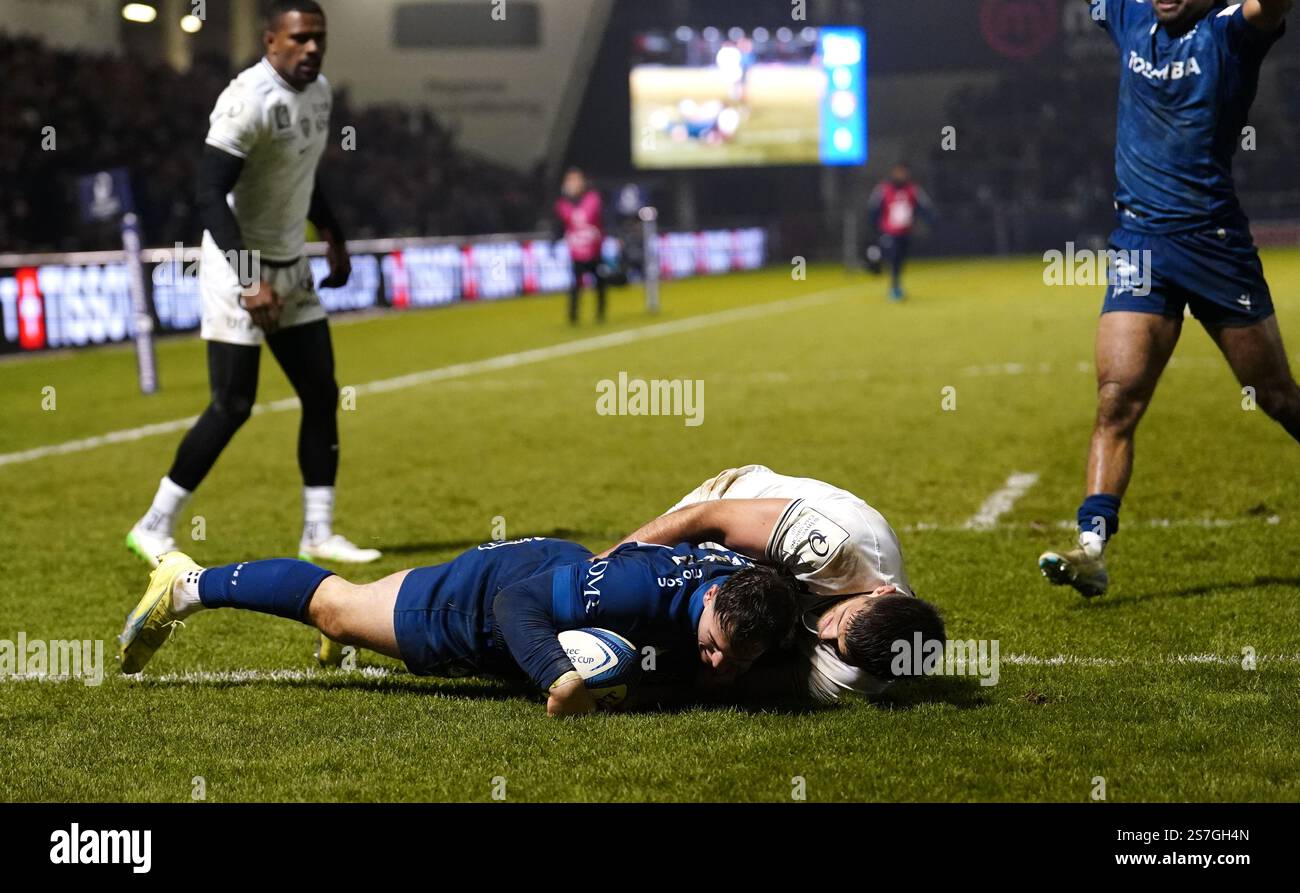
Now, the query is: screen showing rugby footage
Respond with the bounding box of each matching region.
[631,26,867,169]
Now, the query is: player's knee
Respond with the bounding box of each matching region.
[210,392,254,429]
[300,379,340,416]
[308,580,352,642]
[1254,380,1300,420]
[1095,380,1149,431]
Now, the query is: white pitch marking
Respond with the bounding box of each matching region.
[963,472,1041,530]
[7,654,1300,685]
[902,515,1282,534]
[0,285,855,470]
[1002,653,1300,667]
[132,666,398,684]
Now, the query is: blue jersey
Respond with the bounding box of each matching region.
[1098,0,1285,233]
[392,538,754,688]
[392,537,593,679]
[494,541,755,690]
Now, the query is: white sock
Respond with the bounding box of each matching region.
[171,567,206,618]
[1078,530,1106,559]
[302,486,335,546]
[136,477,191,537]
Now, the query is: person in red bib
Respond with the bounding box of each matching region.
[867,162,935,301]
[555,168,608,324]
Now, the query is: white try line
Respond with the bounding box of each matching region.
[6,653,1300,686]
[0,286,855,470]
[1001,653,1300,667]
[905,515,1283,534]
[0,666,399,686]
[955,355,1224,379]
[963,472,1041,530]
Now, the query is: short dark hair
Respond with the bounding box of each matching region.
[713,565,799,656]
[265,0,325,30]
[844,594,945,680]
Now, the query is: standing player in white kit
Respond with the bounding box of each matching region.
[126,1,380,567]
[604,465,945,702]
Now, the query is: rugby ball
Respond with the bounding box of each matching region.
[557,628,641,710]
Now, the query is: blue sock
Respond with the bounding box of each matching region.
[198,559,335,622]
[1077,493,1122,543]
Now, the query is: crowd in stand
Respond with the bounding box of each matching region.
[0,32,547,253]
[6,29,1300,256]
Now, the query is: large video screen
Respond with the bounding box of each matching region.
[631,26,867,170]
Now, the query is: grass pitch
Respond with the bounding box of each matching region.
[1,255,1298,801]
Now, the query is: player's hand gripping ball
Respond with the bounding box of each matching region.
[557,628,642,711]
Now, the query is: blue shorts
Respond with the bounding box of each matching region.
[1102,225,1273,329]
[392,539,593,678]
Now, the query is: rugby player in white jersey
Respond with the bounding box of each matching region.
[127,1,380,567]
[603,465,946,703]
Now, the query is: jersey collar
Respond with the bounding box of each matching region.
[261,57,303,94]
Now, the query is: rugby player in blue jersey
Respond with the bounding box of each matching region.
[116,539,797,716]
[1041,0,1298,598]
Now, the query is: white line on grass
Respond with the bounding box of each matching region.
[1002,653,1300,667]
[0,285,856,470]
[904,515,1283,534]
[6,653,1300,686]
[963,472,1041,530]
[955,355,1227,379]
[132,666,399,684]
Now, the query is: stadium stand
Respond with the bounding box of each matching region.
[0,31,548,253]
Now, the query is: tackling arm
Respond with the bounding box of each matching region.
[598,498,792,561]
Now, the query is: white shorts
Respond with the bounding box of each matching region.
[199,231,327,345]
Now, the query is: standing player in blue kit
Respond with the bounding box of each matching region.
[1041,0,1298,598]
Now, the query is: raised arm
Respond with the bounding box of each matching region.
[1243,0,1291,32]
[599,498,792,560]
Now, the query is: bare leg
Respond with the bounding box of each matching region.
[1207,315,1300,443]
[1041,312,1183,596]
[306,570,411,661]
[1085,312,1183,498]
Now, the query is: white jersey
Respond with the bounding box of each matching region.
[668,464,912,701]
[204,59,331,262]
